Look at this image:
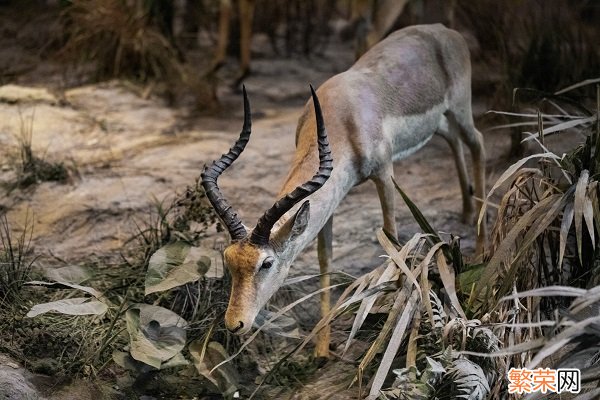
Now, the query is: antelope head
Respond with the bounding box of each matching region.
[201,86,333,334]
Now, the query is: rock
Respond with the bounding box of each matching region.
[0,84,58,105]
[0,354,45,400]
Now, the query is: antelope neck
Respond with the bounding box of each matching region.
[274,161,356,259]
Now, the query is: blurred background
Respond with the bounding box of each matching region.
[1,0,598,121]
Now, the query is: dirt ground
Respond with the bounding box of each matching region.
[0,30,521,399]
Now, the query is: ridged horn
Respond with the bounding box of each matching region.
[200,86,251,241]
[250,85,333,246]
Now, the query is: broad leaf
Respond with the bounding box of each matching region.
[160,352,189,369]
[26,280,104,299]
[421,357,446,386]
[43,265,93,284]
[145,242,223,295]
[125,304,188,369]
[27,297,107,317]
[113,350,188,373]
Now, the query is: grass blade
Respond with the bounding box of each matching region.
[574,170,590,264]
[583,194,595,249]
[368,289,419,398]
[559,200,575,269]
[436,251,466,319]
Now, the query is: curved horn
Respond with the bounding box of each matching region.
[250,85,333,246]
[201,86,251,241]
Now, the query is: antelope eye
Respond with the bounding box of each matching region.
[261,258,274,270]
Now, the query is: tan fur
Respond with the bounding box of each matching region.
[223,242,259,330]
[224,242,260,275]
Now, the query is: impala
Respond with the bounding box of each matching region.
[211,0,255,87]
[201,24,486,358]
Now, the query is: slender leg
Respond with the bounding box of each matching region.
[373,165,398,239]
[212,0,232,72]
[451,110,487,255]
[437,116,474,223]
[316,216,333,359]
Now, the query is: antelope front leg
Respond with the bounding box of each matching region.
[373,166,398,239]
[316,217,333,359]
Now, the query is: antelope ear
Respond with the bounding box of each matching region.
[271,201,310,248]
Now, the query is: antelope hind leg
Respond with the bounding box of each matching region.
[315,217,333,359]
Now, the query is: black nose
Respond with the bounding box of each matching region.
[229,321,244,333]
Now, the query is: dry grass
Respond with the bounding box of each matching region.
[58,0,185,82]
[2,111,72,191]
[0,213,35,305]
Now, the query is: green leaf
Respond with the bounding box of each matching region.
[393,179,456,263]
[393,179,441,244]
[458,263,485,295]
[125,304,187,369]
[145,242,223,295]
[26,297,107,317]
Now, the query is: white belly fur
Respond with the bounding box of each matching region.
[382,103,446,162]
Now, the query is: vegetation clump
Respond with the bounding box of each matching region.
[2,112,73,191]
[16,140,70,188]
[0,213,34,304]
[58,0,185,82]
